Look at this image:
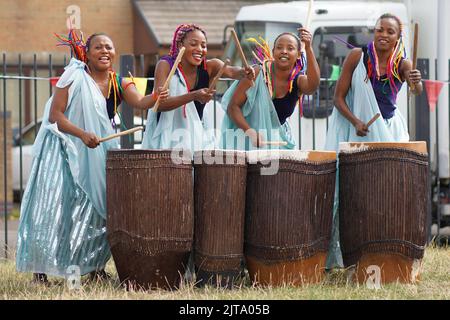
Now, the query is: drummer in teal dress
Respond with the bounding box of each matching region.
[220,29,320,150]
[142,23,255,153]
[324,13,423,268]
[15,30,168,284]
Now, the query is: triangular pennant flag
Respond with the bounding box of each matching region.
[125,77,148,96]
[50,77,60,87]
[424,80,444,112]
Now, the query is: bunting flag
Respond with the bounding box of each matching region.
[125,77,148,96]
[423,79,445,112]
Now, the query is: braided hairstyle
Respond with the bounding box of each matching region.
[367,13,406,94]
[377,13,403,37]
[56,30,122,117]
[55,30,111,64]
[247,32,307,115]
[85,33,111,53]
[169,23,208,68]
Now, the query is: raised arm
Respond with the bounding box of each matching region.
[208,58,255,82]
[297,28,320,94]
[120,78,169,110]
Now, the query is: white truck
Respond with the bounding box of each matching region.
[211,0,450,233]
[222,0,410,151]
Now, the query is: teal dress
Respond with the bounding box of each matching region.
[16,59,119,277]
[324,53,409,269]
[142,69,215,153]
[220,71,296,150]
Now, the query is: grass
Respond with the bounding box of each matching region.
[1,246,449,300]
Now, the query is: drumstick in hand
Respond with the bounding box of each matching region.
[366,113,380,128]
[209,59,230,91]
[99,126,144,143]
[153,47,186,112]
[230,28,254,86]
[264,141,288,146]
[410,23,419,91]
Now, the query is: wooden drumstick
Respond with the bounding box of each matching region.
[410,23,419,91]
[300,0,314,53]
[230,28,254,86]
[153,46,186,112]
[208,58,230,91]
[264,141,288,146]
[99,126,144,143]
[231,29,249,69]
[366,113,380,128]
[305,0,314,30]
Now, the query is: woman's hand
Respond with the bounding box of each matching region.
[154,86,170,102]
[353,119,369,137]
[297,28,313,50]
[81,132,100,148]
[246,128,266,148]
[241,66,256,81]
[194,88,215,104]
[408,69,422,85]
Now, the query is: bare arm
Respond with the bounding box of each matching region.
[209,58,255,81]
[120,78,169,110]
[48,86,99,148]
[297,28,320,95]
[400,59,423,95]
[297,46,321,94]
[333,48,369,137]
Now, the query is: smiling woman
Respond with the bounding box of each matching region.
[220,29,320,150]
[323,13,425,272]
[15,29,169,285]
[142,23,256,153]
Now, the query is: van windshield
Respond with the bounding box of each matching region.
[313,26,374,66]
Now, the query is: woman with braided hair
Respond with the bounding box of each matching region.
[220,29,320,150]
[325,13,422,150]
[142,23,255,152]
[16,31,169,284]
[324,14,423,269]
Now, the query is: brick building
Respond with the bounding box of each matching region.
[0,0,268,128]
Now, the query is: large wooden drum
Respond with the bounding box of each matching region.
[106,149,194,290]
[338,142,429,284]
[193,150,247,287]
[245,150,337,286]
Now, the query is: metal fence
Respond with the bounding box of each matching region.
[0,52,448,259]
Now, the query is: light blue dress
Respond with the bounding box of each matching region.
[220,72,296,150]
[324,53,409,269]
[142,70,215,153]
[16,59,119,277]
